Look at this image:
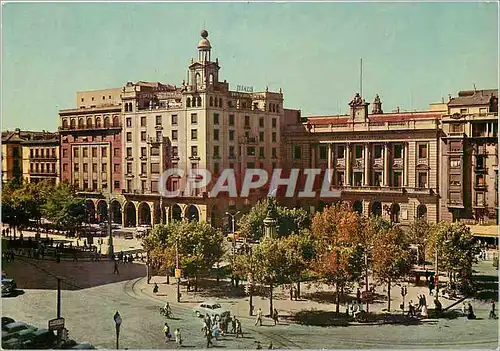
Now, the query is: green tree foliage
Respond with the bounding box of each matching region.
[42,182,85,232]
[238,199,311,241]
[372,225,412,311]
[406,217,431,264]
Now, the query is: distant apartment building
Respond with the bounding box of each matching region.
[2,129,59,185]
[282,93,446,225]
[439,89,498,224]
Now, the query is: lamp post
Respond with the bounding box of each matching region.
[175,238,180,302]
[225,211,241,253]
[113,311,122,349]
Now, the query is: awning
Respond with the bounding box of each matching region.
[468,225,499,238]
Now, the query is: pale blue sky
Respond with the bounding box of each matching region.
[2,2,498,131]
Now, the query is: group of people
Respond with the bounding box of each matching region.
[200,313,243,348]
[162,323,182,347]
[407,294,428,318]
[253,307,279,326]
[345,300,365,319]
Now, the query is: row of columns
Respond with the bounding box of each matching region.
[323,142,409,187]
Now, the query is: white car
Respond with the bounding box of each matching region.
[193,301,230,319]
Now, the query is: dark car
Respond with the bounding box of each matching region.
[2,317,15,331]
[72,343,96,349]
[2,322,37,342]
[23,329,57,349]
[2,274,17,297]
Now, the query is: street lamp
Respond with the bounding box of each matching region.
[113,311,122,349]
[226,211,241,251]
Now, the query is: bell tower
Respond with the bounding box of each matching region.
[188,29,220,91]
[349,93,370,122]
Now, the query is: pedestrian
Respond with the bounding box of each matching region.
[273,308,279,325]
[113,259,120,275]
[345,301,349,318]
[356,288,361,304]
[235,318,243,338]
[467,303,476,320]
[421,303,428,319]
[407,301,414,317]
[462,302,468,315]
[255,308,263,326]
[489,301,496,319]
[174,328,182,347]
[163,323,171,342]
[268,343,273,350]
[231,316,237,334]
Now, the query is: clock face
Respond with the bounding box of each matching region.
[356,109,363,118]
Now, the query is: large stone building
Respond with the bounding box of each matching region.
[282,93,446,225]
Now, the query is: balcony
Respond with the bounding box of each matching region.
[331,185,405,195]
[447,199,464,208]
[417,158,428,166]
[336,158,346,168]
[443,131,465,138]
[373,158,383,168]
[59,124,122,132]
[393,158,404,168]
[353,159,364,169]
[474,165,486,172]
[474,183,487,190]
[239,136,258,144]
[148,137,164,145]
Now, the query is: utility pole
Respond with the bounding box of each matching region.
[176,238,180,302]
[365,250,369,312]
[56,277,62,345]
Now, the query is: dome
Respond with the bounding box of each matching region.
[197,38,211,50]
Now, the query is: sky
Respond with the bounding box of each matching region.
[1,2,498,131]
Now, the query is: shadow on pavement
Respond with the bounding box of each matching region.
[2,258,145,290]
[3,289,25,298]
[473,274,498,302]
[303,290,386,305]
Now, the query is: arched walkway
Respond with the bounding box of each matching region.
[390,203,401,223]
[85,200,96,223]
[353,200,363,215]
[171,204,182,222]
[185,205,199,222]
[97,200,108,222]
[138,202,152,226]
[371,201,382,217]
[417,204,427,220]
[124,202,136,227]
[110,200,122,225]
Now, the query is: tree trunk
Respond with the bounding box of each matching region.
[297,281,301,299]
[166,273,170,284]
[387,279,391,311]
[269,282,274,317]
[195,274,198,292]
[249,289,254,316]
[290,284,293,301]
[335,282,340,314]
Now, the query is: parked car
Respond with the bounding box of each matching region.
[2,273,17,297]
[2,322,37,342]
[23,329,57,349]
[72,343,96,349]
[193,301,231,319]
[2,317,15,331]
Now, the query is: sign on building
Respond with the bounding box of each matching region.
[236,85,254,93]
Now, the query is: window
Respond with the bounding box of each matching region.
[156,115,162,126]
[394,144,403,159]
[214,129,219,141]
[191,146,198,157]
[30,149,34,158]
[126,147,132,158]
[229,162,234,169]
[294,145,302,159]
[141,163,147,174]
[172,162,178,169]
[319,145,327,160]
[259,131,264,142]
[141,147,147,158]
[35,149,40,158]
[83,181,89,190]
[141,180,146,191]
[449,174,461,186]
[450,158,462,168]
[355,145,363,159]
[127,180,132,192]
[52,148,56,158]
[127,163,132,174]
[214,163,220,175]
[171,115,178,125]
[214,113,219,125]
[83,164,88,172]
[374,172,382,186]
[476,174,485,186]
[272,132,276,142]
[151,146,160,156]
[418,144,428,159]
[141,117,146,127]
[418,172,428,188]
[479,108,488,116]
[244,116,250,127]
[92,180,98,190]
[229,114,235,126]
[114,181,120,189]
[337,145,345,158]
[460,108,468,114]
[151,181,158,193]
[91,147,97,158]
[449,141,462,153]
[259,147,265,158]
[113,164,120,172]
[374,145,382,158]
[229,130,235,141]
[476,156,485,169]
[209,96,213,107]
[191,129,198,140]
[83,148,88,158]
[92,163,97,173]
[272,118,277,128]
[450,123,463,133]
[113,148,119,157]
[191,163,198,170]
[354,172,363,186]
[229,146,235,157]
[126,132,132,142]
[63,149,68,158]
[151,163,160,174]
[191,113,198,124]
[126,118,132,127]
[247,162,255,168]
[102,163,107,172]
[337,172,345,186]
[247,147,256,156]
[141,131,146,141]
[172,130,178,141]
[213,146,220,157]
[393,171,402,187]
[259,117,264,128]
[63,163,68,172]
[101,148,107,157]
[172,146,179,157]
[272,148,277,158]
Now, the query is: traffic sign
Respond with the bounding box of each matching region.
[48,318,65,331]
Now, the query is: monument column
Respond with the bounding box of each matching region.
[364,143,370,186]
[345,143,351,186]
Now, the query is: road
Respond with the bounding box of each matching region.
[2,261,498,349]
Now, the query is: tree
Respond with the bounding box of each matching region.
[42,182,85,233]
[406,217,431,265]
[238,199,311,241]
[426,221,480,294]
[372,225,411,311]
[311,203,365,312]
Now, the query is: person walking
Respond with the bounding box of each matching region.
[231,316,237,334]
[162,323,171,342]
[356,288,361,304]
[255,308,263,326]
[174,328,182,347]
[273,308,279,325]
[345,302,350,318]
[235,318,243,338]
[489,301,496,319]
[113,259,120,275]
